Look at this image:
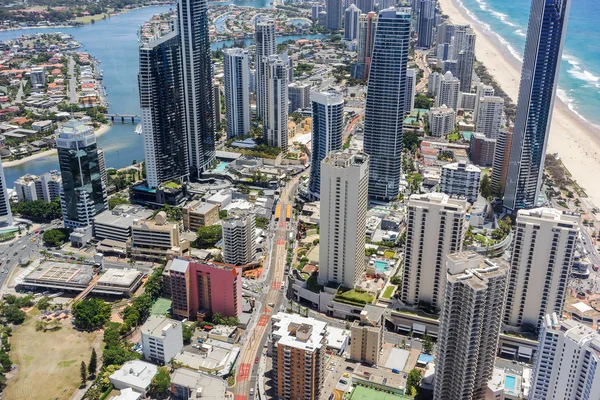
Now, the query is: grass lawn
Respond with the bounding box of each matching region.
[6,312,103,400]
[383,250,396,259]
[349,385,413,400]
[335,289,373,305]
[382,286,395,299]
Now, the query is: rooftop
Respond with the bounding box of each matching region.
[97,269,142,287]
[184,201,219,214]
[94,205,153,228]
[141,315,181,338]
[170,369,227,400]
[272,312,327,352]
[24,261,94,286]
[109,360,157,389]
[517,207,580,224]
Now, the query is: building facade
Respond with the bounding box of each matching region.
[404,68,416,115]
[263,55,289,150]
[503,208,579,329]
[0,157,12,226]
[223,48,251,139]
[56,119,107,228]
[469,132,496,167]
[318,150,369,288]
[428,105,456,138]
[129,212,189,261]
[503,0,571,212]
[344,4,360,40]
[255,18,276,120]
[440,161,481,203]
[491,129,513,196]
[530,313,600,400]
[475,96,504,139]
[271,313,327,400]
[182,200,219,231]
[417,0,436,49]
[352,12,377,80]
[177,0,216,178]
[139,26,189,189]
[288,82,311,112]
[349,305,385,365]
[435,71,460,110]
[454,25,476,93]
[325,0,343,30]
[141,316,184,365]
[14,171,62,203]
[434,252,508,400]
[308,91,344,199]
[363,8,411,201]
[401,193,468,311]
[222,208,256,266]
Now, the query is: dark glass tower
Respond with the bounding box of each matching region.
[417,0,436,49]
[56,120,107,228]
[363,8,411,201]
[307,91,344,199]
[139,28,188,189]
[177,0,215,178]
[504,0,571,212]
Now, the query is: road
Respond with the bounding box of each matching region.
[414,50,431,93]
[68,56,77,104]
[233,176,301,400]
[15,80,24,103]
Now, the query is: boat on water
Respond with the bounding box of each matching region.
[135,123,142,135]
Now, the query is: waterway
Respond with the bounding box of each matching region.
[0,3,327,187]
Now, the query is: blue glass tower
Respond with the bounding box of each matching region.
[503,0,571,212]
[363,8,411,201]
[417,0,436,49]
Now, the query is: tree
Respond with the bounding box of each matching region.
[3,304,25,324]
[132,293,152,321]
[36,296,51,311]
[480,174,491,198]
[255,216,269,229]
[406,369,422,393]
[195,225,222,248]
[182,323,194,344]
[11,198,62,222]
[72,298,111,331]
[42,228,69,247]
[414,93,433,109]
[108,196,130,210]
[88,349,97,376]
[422,333,434,354]
[80,361,87,385]
[149,367,171,399]
[144,265,165,300]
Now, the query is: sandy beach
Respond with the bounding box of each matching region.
[438,0,600,206]
[2,123,112,168]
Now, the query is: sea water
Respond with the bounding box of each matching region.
[456,0,600,128]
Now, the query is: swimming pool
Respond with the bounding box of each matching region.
[505,375,516,391]
[374,260,388,273]
[215,161,230,172]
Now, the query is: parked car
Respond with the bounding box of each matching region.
[392,368,400,374]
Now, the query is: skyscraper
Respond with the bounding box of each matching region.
[263,55,289,150]
[530,313,600,400]
[0,157,13,226]
[440,161,481,203]
[473,82,495,122]
[288,82,311,112]
[254,18,276,120]
[56,120,108,228]
[308,91,344,199]
[404,68,416,115]
[318,150,369,288]
[434,252,508,400]
[434,71,460,110]
[363,8,411,201]
[223,48,251,139]
[503,208,579,330]
[417,0,436,49]
[491,129,513,196]
[401,193,468,311]
[326,0,343,30]
[344,4,360,40]
[352,12,378,79]
[177,0,215,178]
[475,96,504,139]
[428,105,456,137]
[504,0,571,212]
[453,25,476,92]
[356,0,375,13]
[139,25,188,189]
[222,208,256,266]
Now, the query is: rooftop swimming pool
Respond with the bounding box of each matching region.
[374,260,389,273]
[505,375,516,391]
[215,161,230,172]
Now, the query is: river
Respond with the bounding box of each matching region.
[0,2,327,187]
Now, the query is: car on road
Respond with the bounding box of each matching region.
[268,302,275,307]
[255,357,259,364]
[327,367,334,371]
[392,368,400,374]
[249,388,254,396]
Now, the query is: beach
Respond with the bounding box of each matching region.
[2,123,112,168]
[438,0,600,206]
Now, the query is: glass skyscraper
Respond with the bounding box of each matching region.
[363,8,411,201]
[308,91,344,199]
[417,0,436,49]
[56,120,107,228]
[139,27,188,189]
[177,0,215,178]
[503,0,571,212]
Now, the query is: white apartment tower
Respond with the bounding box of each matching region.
[434,252,509,400]
[222,208,256,266]
[440,161,482,203]
[503,208,580,329]
[404,68,416,115]
[428,105,456,137]
[263,55,289,150]
[428,71,442,97]
[141,316,184,365]
[223,48,251,139]
[401,193,469,311]
[344,4,360,41]
[435,71,460,110]
[530,313,600,400]
[473,82,495,122]
[318,150,369,288]
[254,18,276,120]
[14,171,62,203]
[475,96,504,139]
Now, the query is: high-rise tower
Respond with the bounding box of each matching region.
[344,4,361,41]
[0,157,13,226]
[177,0,215,178]
[503,0,571,212]
[223,48,251,140]
[454,24,476,93]
[254,18,276,120]
[139,25,188,189]
[352,12,378,80]
[325,0,343,30]
[263,55,289,150]
[363,8,411,201]
[417,0,436,49]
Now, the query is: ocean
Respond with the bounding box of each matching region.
[455,0,600,128]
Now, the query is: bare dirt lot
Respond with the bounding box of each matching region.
[5,310,103,400]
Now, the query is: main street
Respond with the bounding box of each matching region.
[233,174,302,399]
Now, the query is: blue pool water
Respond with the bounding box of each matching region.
[505,375,516,391]
[374,260,388,272]
[215,161,230,172]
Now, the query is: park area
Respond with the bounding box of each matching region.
[5,310,103,400]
